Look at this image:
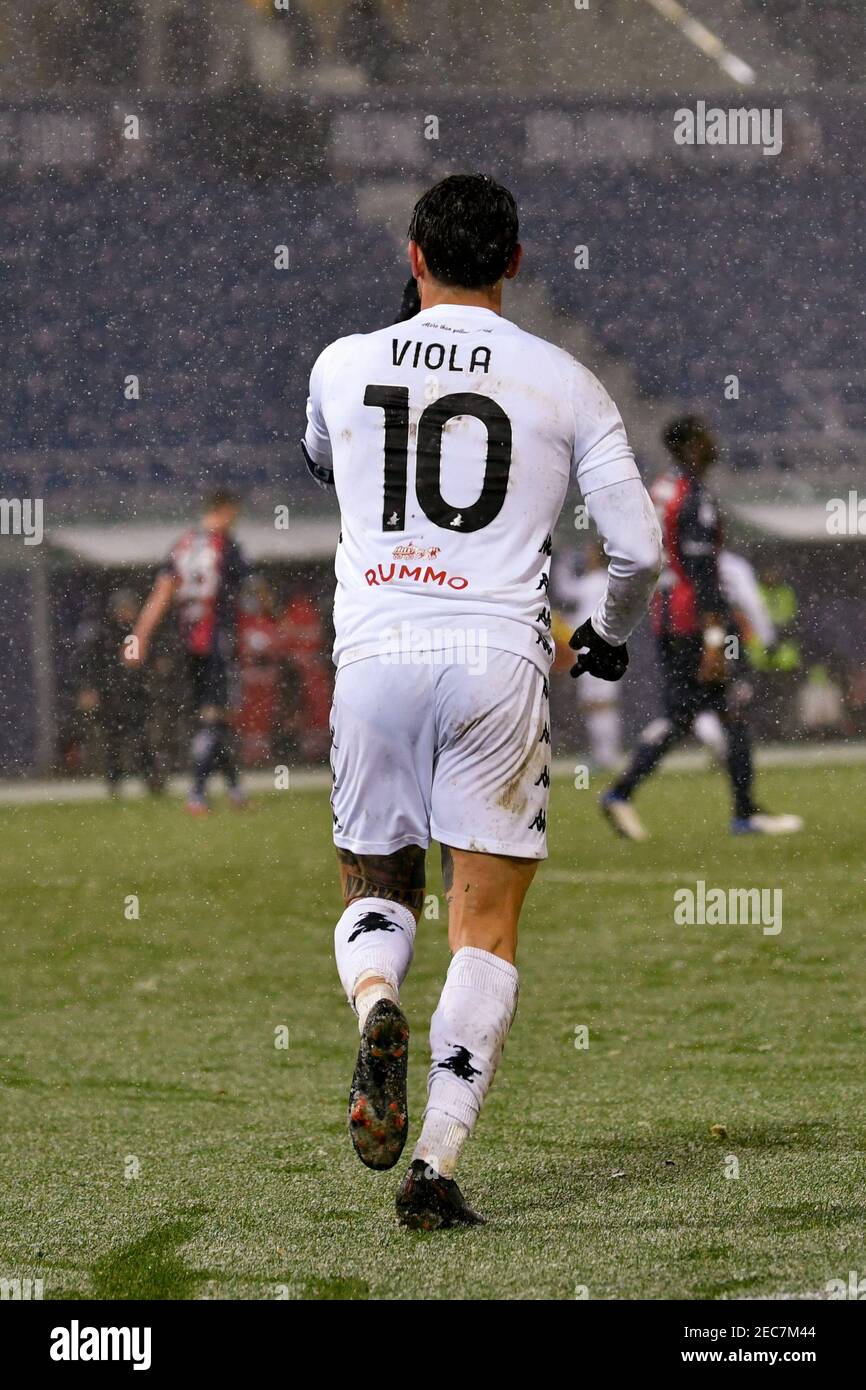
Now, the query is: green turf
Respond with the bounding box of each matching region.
[0,763,863,1300]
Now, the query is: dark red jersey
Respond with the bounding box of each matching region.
[651,471,725,638]
[163,526,246,658]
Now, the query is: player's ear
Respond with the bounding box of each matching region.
[504,243,523,280]
[408,240,424,280]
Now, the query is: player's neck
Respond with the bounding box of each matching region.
[419,282,503,315]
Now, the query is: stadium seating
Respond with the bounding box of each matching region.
[522,165,863,443]
[745,0,861,82]
[0,176,394,459]
[1,162,862,500]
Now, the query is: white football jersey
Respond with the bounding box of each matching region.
[304,304,646,672]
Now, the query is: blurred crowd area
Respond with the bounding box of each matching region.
[61,569,332,783]
[47,544,866,791]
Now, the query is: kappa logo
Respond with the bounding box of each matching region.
[437,1045,481,1083]
[348,910,403,942]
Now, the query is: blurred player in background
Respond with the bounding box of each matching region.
[693,547,779,762]
[78,588,162,796]
[601,417,802,840]
[127,488,248,814]
[302,173,661,1229]
[553,542,623,769]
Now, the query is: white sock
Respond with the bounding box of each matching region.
[694,710,727,759]
[354,973,399,1033]
[413,947,519,1177]
[413,1110,470,1180]
[333,897,416,1011]
[585,706,621,769]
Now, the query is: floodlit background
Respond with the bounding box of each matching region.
[0,1,862,782]
[1,3,865,1309]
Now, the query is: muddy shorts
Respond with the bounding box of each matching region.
[330,650,550,860]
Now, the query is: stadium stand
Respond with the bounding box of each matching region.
[2,158,860,513]
[0,176,393,462]
[524,164,863,452]
[745,0,862,83]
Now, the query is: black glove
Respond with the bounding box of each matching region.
[568,618,628,681]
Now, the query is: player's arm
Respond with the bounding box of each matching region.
[301,345,335,489]
[126,572,177,666]
[568,378,662,680]
[719,550,777,648]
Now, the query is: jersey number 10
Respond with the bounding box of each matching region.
[364,386,512,534]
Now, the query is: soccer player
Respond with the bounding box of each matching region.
[601,417,802,840]
[692,548,780,763]
[77,589,162,795]
[127,488,248,814]
[302,174,662,1229]
[553,542,624,770]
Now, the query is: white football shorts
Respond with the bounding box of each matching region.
[330,650,551,860]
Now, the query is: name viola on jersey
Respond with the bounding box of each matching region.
[393,338,491,374]
[365,562,468,590]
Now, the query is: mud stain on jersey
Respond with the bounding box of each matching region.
[451,715,483,741]
[497,770,527,816]
[496,740,536,816]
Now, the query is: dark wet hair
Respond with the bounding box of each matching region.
[662,416,712,461]
[408,174,519,290]
[203,487,240,510]
[396,275,421,321]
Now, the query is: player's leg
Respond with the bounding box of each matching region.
[102,718,123,796]
[187,657,243,810]
[399,844,534,1226]
[186,657,215,812]
[578,672,622,771]
[397,653,547,1228]
[694,709,727,764]
[333,845,424,1171]
[583,700,622,770]
[699,677,757,824]
[206,657,245,804]
[330,659,434,1170]
[602,635,696,839]
[720,679,802,834]
[335,843,425,1024]
[212,721,245,804]
[189,705,222,811]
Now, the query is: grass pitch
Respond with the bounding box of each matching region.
[1,761,863,1300]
